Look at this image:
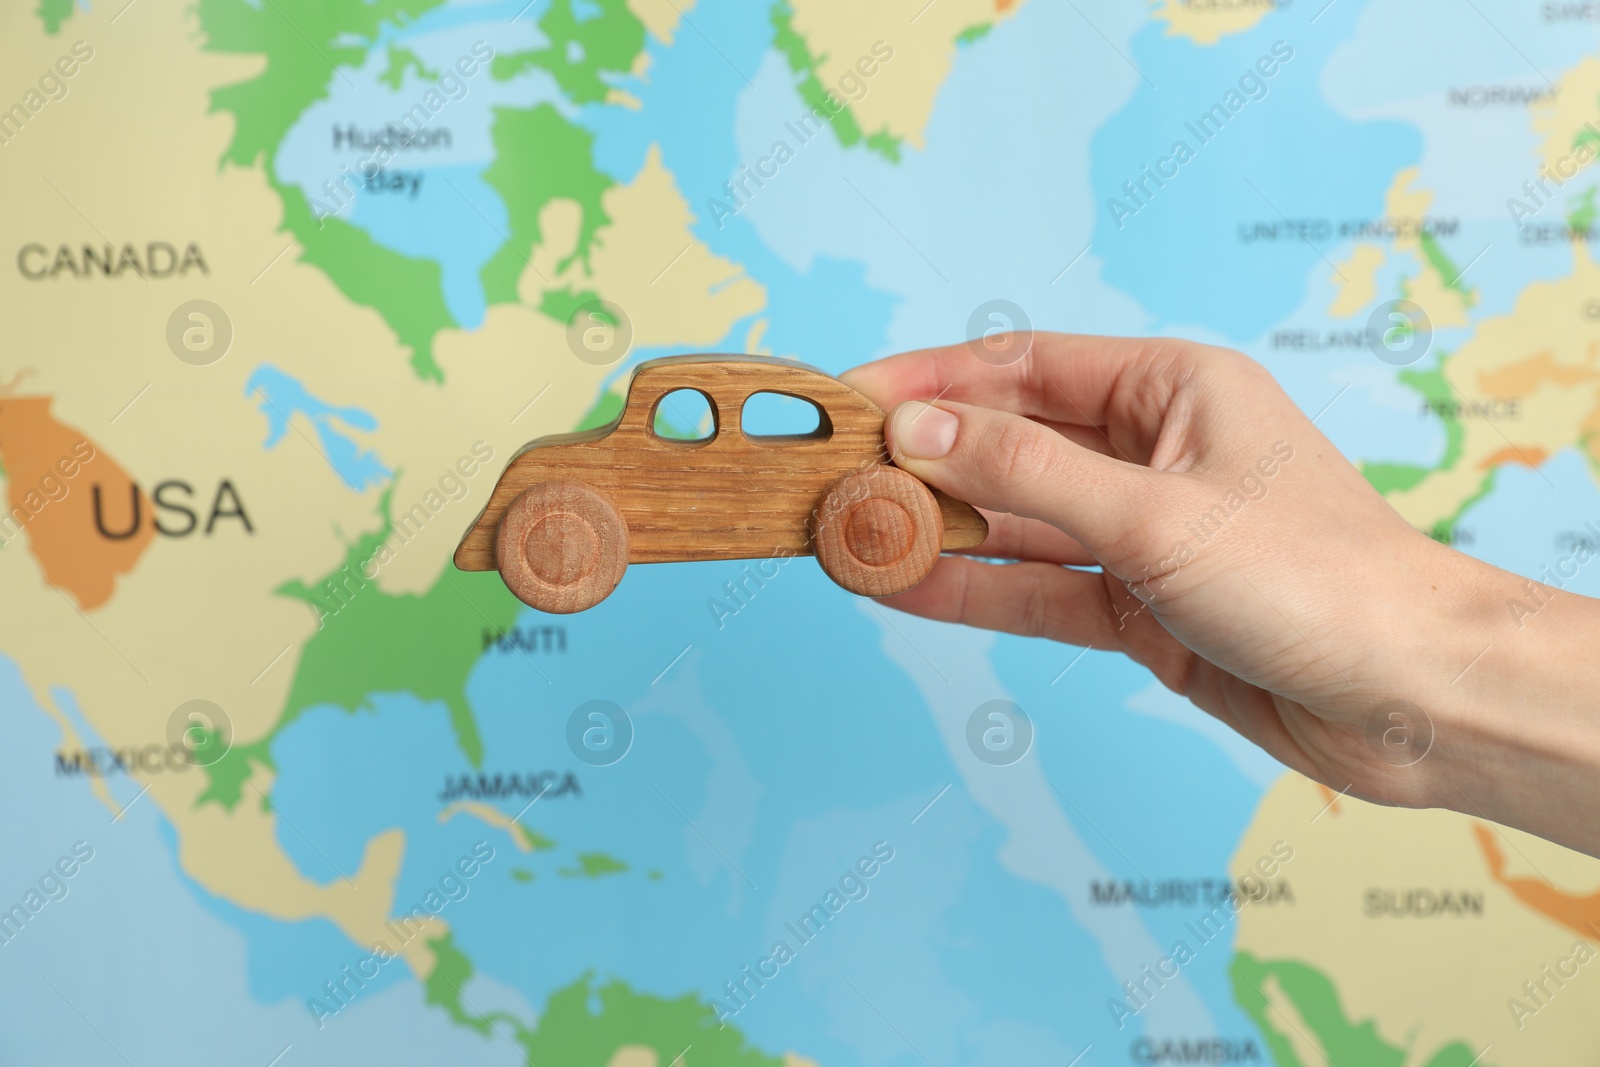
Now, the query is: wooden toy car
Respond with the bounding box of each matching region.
[454,354,988,613]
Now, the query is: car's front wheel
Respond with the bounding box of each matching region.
[495,481,629,613]
[812,465,944,597]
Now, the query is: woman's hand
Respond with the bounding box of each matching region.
[842,333,1600,856]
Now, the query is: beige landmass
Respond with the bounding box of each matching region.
[1384,244,1600,530]
[1402,255,1471,330]
[379,142,764,595]
[0,0,761,982]
[784,0,1024,150]
[606,88,644,111]
[1389,167,1471,327]
[1150,0,1277,46]
[1233,774,1600,1063]
[598,1045,821,1067]
[1257,975,1326,1064]
[603,1049,657,1067]
[1386,164,1429,224]
[1328,168,1472,326]
[1533,55,1600,172]
[745,317,770,356]
[0,0,426,972]
[439,800,547,853]
[627,0,695,45]
[536,143,764,348]
[1327,243,1383,318]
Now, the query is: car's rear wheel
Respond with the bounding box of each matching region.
[495,481,629,613]
[812,465,943,597]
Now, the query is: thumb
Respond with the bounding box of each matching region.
[886,399,1161,559]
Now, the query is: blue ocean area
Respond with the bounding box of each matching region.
[579,0,898,373]
[246,557,1184,1061]
[345,162,510,329]
[1089,7,1422,341]
[273,10,565,333]
[0,657,519,1063]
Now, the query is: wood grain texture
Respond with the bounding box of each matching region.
[811,466,942,597]
[455,355,988,588]
[494,482,628,613]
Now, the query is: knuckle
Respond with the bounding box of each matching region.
[1213,345,1274,386]
[1021,570,1051,638]
[951,559,975,624]
[985,419,1055,489]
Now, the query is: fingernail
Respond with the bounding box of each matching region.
[893,401,958,460]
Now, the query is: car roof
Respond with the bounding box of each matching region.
[627,355,883,416]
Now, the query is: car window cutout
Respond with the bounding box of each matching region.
[740,391,831,444]
[651,388,717,442]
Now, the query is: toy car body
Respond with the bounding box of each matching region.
[454,354,988,612]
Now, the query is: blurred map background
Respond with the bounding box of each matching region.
[3,0,1600,1062]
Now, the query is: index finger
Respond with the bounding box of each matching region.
[839,331,1200,427]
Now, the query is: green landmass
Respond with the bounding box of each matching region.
[511,868,536,883]
[1231,953,1489,1067]
[576,388,625,432]
[197,0,644,374]
[559,852,629,879]
[379,45,439,89]
[479,104,614,306]
[1570,185,1598,232]
[190,0,638,815]
[955,22,992,45]
[525,974,784,1066]
[276,173,456,380]
[182,726,232,769]
[865,129,903,163]
[1576,109,1600,153]
[36,0,74,33]
[1360,359,1490,541]
[518,827,557,852]
[538,286,603,324]
[1416,232,1475,305]
[491,0,646,105]
[198,0,458,379]
[199,0,441,171]
[769,1,903,163]
[1360,461,1430,496]
[198,488,520,809]
[425,935,788,1064]
[647,869,664,882]
[424,932,509,1035]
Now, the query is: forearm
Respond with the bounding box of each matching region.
[1421,548,1600,856]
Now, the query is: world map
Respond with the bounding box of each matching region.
[4,0,1600,1063]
